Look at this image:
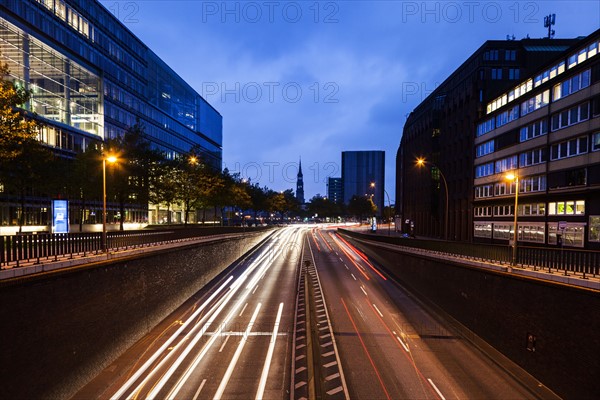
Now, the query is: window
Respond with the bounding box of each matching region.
[505,50,516,61]
[508,68,520,80]
[474,207,492,217]
[493,224,512,240]
[495,106,519,128]
[484,50,499,61]
[549,223,585,247]
[494,181,516,196]
[518,203,546,216]
[494,205,514,216]
[592,132,600,151]
[551,102,590,131]
[520,175,546,193]
[477,118,495,137]
[534,61,566,87]
[520,119,548,142]
[520,148,546,167]
[474,223,492,238]
[519,224,545,243]
[476,140,495,158]
[475,162,494,178]
[495,155,518,173]
[548,200,585,215]
[550,136,588,160]
[590,216,600,242]
[521,90,550,116]
[475,185,493,199]
[491,68,503,80]
[553,69,591,101]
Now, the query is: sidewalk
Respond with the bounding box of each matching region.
[346,228,600,291]
[0,233,243,281]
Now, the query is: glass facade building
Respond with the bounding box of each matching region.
[342,151,385,215]
[1,0,222,166]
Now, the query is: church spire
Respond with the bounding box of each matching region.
[296,157,305,204]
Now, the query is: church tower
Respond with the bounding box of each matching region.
[296,158,305,204]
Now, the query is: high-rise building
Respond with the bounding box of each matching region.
[327,177,342,204]
[397,35,583,240]
[0,0,222,226]
[296,158,304,204]
[473,29,600,249]
[342,151,385,215]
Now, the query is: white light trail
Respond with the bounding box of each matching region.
[255,302,284,399]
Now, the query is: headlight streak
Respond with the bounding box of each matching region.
[152,228,300,399]
[255,302,284,400]
[113,229,287,399]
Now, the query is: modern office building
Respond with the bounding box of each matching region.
[0,0,222,227]
[473,29,600,249]
[327,177,342,204]
[342,151,385,215]
[397,35,583,240]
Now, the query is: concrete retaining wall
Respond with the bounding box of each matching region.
[343,233,600,400]
[0,230,273,400]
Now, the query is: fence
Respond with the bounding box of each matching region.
[339,229,600,279]
[1,226,270,268]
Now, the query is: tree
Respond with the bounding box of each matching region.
[70,146,102,231]
[0,62,52,232]
[347,195,377,221]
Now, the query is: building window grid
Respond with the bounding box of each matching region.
[550,136,588,160]
[553,69,591,101]
[520,175,546,193]
[495,105,519,128]
[520,119,548,142]
[551,102,589,132]
[476,140,495,158]
[521,90,550,116]
[520,147,546,167]
[589,216,600,242]
[475,162,494,178]
[474,206,493,217]
[548,223,585,247]
[495,155,518,174]
[475,184,493,199]
[474,222,492,238]
[593,132,600,152]
[548,200,585,216]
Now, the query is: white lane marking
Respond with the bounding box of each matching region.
[339,257,344,262]
[192,379,207,400]
[372,304,383,317]
[394,333,410,352]
[252,284,259,294]
[239,302,248,317]
[255,302,284,399]
[360,286,367,296]
[109,275,233,400]
[427,378,446,400]
[350,273,357,281]
[213,303,262,400]
[344,264,349,270]
[218,334,230,352]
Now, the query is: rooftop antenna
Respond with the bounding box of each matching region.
[544,13,556,39]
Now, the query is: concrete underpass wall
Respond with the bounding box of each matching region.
[0,229,274,400]
[341,232,600,400]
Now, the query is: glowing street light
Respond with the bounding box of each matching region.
[102,154,118,252]
[505,171,519,267]
[416,157,449,240]
[370,181,392,236]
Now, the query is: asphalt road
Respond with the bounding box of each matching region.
[75,226,305,400]
[309,227,540,400]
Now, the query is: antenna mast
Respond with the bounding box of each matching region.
[544,14,556,39]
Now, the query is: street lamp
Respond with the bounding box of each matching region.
[370,182,392,236]
[416,158,449,240]
[102,154,117,252]
[505,171,519,267]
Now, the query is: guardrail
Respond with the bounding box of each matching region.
[1,226,271,268]
[338,229,600,279]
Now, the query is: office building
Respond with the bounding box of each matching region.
[342,151,385,215]
[0,0,222,227]
[473,29,600,249]
[397,35,582,240]
[327,177,342,204]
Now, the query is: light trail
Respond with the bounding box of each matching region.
[255,302,284,399]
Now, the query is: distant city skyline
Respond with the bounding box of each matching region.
[100,1,600,201]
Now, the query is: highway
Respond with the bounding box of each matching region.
[76,226,304,400]
[309,226,539,400]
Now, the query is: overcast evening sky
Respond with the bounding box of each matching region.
[100,0,599,202]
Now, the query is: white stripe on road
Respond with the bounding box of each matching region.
[213,303,262,400]
[427,378,446,400]
[192,379,207,400]
[360,286,367,296]
[218,334,230,353]
[395,334,410,352]
[239,302,248,317]
[372,303,383,317]
[255,302,284,399]
[351,273,356,281]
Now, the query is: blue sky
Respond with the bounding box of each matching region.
[100,0,600,201]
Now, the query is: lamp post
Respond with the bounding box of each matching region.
[370,182,392,236]
[416,158,449,240]
[102,154,117,252]
[505,171,519,267]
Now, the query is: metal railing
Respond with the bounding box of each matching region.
[1,226,271,268]
[339,229,600,279]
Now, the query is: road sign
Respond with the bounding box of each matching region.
[558,221,567,231]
